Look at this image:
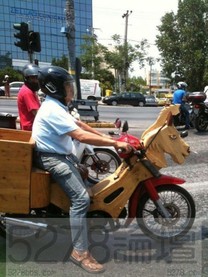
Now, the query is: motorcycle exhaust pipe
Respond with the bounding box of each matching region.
[1,216,48,230]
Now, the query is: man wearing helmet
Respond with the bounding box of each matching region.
[17,63,41,130]
[173,81,190,129]
[32,66,132,274]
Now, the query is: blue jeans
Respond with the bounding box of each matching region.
[34,152,90,252]
[180,103,190,127]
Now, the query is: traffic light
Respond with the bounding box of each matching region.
[28,31,41,52]
[13,22,29,51]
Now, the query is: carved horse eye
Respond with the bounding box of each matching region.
[169,134,177,140]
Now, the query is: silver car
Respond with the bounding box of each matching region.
[144,95,158,106]
[0,81,24,96]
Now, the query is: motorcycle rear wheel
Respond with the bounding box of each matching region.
[136,185,195,240]
[195,114,208,132]
[81,148,121,184]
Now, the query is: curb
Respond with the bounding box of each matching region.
[86,122,115,128]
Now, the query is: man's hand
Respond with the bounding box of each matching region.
[114,141,132,153]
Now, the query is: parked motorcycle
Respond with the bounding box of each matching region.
[77,119,141,184]
[0,105,195,241]
[73,140,121,184]
[173,102,195,128]
[187,91,208,132]
[73,116,140,184]
[69,107,122,184]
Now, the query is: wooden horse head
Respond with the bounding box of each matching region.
[141,105,190,168]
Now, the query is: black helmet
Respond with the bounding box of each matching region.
[38,66,74,100]
[177,81,188,90]
[22,63,39,79]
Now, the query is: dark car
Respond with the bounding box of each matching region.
[144,95,158,106]
[102,92,146,107]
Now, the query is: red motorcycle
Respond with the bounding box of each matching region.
[0,106,195,241]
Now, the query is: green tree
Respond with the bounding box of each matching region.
[155,12,180,78]
[0,67,23,85]
[80,35,108,79]
[104,35,148,91]
[80,34,148,92]
[156,0,208,91]
[127,76,146,92]
[51,54,68,70]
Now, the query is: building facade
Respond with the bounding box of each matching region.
[0,0,92,69]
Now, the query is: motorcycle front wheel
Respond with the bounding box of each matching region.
[81,148,121,184]
[195,114,208,132]
[136,185,195,240]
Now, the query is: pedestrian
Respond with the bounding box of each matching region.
[173,81,190,129]
[32,65,132,274]
[2,74,10,97]
[17,63,41,131]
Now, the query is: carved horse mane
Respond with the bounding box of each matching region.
[142,104,180,138]
[141,105,189,168]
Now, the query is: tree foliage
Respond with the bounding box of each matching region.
[156,0,208,91]
[0,67,23,85]
[51,54,69,70]
[80,34,148,92]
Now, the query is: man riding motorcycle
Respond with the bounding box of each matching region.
[173,81,190,129]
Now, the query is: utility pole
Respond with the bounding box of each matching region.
[122,10,132,91]
[65,0,75,76]
[146,57,155,94]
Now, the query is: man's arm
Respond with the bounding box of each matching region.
[75,120,111,138]
[68,128,131,152]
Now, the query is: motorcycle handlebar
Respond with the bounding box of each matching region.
[118,148,160,178]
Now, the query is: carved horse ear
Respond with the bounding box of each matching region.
[166,112,173,126]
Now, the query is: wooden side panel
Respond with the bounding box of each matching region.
[0,128,31,142]
[50,182,70,212]
[0,140,33,213]
[30,168,50,208]
[89,159,152,218]
[49,182,93,212]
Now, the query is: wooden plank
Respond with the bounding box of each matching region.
[0,128,31,142]
[89,159,152,218]
[50,182,70,212]
[0,140,33,213]
[30,168,50,208]
[49,182,92,212]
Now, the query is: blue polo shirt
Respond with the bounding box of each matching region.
[173,89,186,104]
[32,96,79,154]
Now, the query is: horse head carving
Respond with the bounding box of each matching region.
[141,105,190,168]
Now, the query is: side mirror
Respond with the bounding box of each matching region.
[122,121,129,132]
[114,118,122,129]
[180,130,188,138]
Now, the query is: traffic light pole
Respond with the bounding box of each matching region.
[122,10,132,91]
[28,51,33,63]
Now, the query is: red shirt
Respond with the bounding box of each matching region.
[17,84,40,131]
